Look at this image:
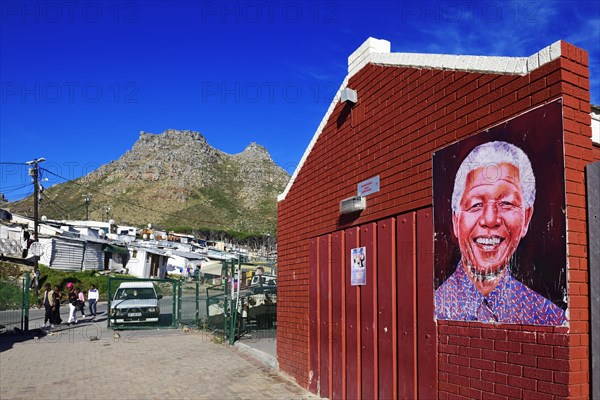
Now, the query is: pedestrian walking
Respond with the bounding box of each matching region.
[66,283,78,325]
[41,283,54,328]
[88,284,99,317]
[76,287,86,317]
[30,267,40,290]
[52,285,63,325]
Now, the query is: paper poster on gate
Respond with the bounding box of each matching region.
[350,247,366,286]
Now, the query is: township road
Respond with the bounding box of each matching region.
[0,314,315,400]
[1,292,208,332]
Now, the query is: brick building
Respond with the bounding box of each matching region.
[277,38,598,399]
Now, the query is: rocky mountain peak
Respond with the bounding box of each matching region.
[8,129,290,233]
[137,129,210,146]
[236,142,272,162]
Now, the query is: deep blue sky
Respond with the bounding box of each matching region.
[1,0,599,202]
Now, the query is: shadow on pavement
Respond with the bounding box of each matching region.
[236,328,277,359]
[0,328,47,352]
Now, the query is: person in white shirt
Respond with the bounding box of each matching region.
[88,284,99,318]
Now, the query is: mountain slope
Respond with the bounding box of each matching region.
[7,130,290,233]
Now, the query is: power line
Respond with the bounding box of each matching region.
[36,168,277,233]
[1,183,31,194]
[41,190,73,220]
[3,187,33,200]
[1,182,31,189]
[42,198,68,220]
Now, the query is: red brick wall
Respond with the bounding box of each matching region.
[278,41,592,398]
[559,42,593,400]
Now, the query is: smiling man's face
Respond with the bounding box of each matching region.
[453,163,533,287]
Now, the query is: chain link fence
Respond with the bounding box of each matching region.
[0,271,30,333]
[107,277,177,329]
[98,259,277,352]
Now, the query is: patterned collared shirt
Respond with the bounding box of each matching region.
[435,262,566,326]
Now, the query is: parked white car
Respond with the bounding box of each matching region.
[110,281,162,324]
[249,275,276,287]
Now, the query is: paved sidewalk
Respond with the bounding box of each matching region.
[0,323,318,400]
[236,328,278,368]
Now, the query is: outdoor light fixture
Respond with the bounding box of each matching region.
[340,88,358,104]
[25,157,46,165]
[340,195,366,214]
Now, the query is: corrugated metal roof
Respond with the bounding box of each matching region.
[171,250,206,260]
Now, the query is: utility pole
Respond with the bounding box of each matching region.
[26,157,45,294]
[26,157,45,241]
[83,194,91,220]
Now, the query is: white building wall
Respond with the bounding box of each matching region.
[126,249,147,278]
[591,107,599,144]
[38,237,53,265]
[167,255,187,274]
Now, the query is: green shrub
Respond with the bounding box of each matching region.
[0,280,21,311]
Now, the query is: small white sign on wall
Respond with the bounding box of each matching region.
[357,175,380,196]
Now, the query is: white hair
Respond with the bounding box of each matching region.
[451,141,536,213]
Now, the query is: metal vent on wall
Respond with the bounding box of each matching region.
[340,195,366,214]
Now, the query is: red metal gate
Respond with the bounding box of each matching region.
[309,208,437,399]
